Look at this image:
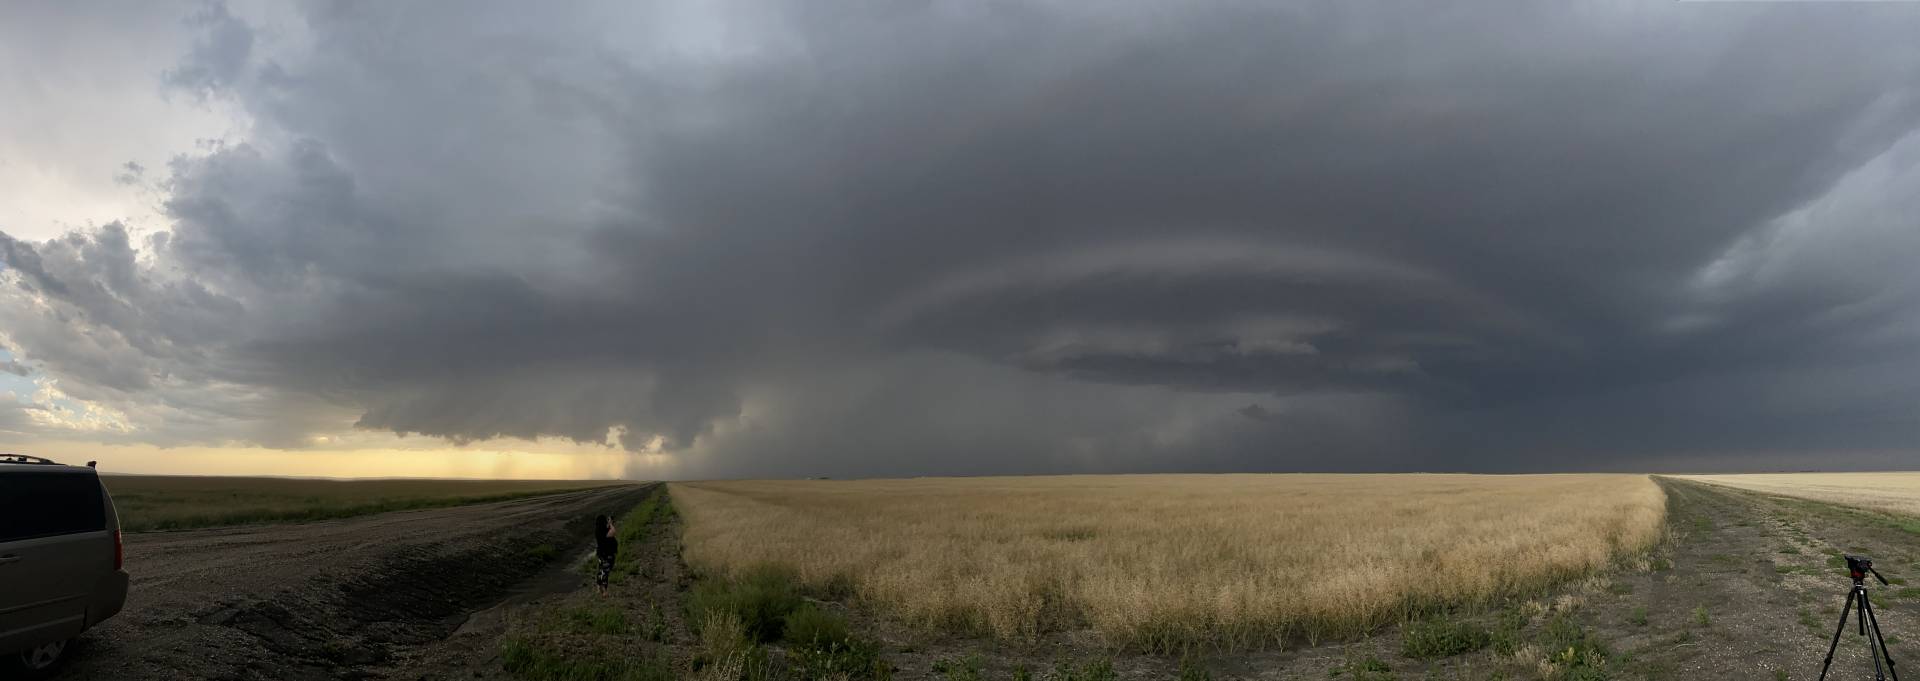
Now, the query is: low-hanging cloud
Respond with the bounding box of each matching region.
[4,1,1920,477]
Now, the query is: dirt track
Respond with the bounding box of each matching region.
[51,483,655,681]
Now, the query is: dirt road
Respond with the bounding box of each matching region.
[1573,477,1920,680]
[52,483,654,681]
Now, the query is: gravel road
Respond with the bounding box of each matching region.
[47,483,655,681]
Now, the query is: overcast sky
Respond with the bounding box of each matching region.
[4,1,1920,479]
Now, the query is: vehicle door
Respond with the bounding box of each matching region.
[0,470,108,652]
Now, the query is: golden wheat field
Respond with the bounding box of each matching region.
[1677,472,1920,516]
[671,474,1666,651]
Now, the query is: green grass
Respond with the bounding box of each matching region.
[1491,608,1528,656]
[1800,608,1824,631]
[500,635,670,681]
[688,558,892,680]
[1329,653,1392,680]
[1542,616,1610,680]
[609,489,670,581]
[690,564,806,642]
[932,655,984,681]
[492,488,671,681]
[1177,658,1213,681]
[1046,658,1117,681]
[104,475,623,532]
[1401,615,1491,659]
[564,605,630,636]
[786,605,888,679]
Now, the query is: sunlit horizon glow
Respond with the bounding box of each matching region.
[0,435,672,481]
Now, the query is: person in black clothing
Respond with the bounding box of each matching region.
[594,514,618,596]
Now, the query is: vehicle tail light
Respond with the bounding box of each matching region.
[113,529,123,570]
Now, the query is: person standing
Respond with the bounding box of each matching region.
[593,514,618,596]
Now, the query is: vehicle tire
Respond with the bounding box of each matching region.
[4,639,72,679]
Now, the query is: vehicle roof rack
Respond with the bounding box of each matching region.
[0,453,60,465]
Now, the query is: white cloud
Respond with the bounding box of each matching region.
[0,2,248,241]
[24,377,133,434]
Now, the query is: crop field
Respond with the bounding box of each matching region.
[672,474,1666,652]
[1676,472,1920,516]
[102,475,620,532]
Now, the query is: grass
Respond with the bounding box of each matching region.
[689,564,805,642]
[1538,616,1609,680]
[501,635,671,681]
[1176,658,1213,681]
[673,474,1666,651]
[786,605,885,679]
[606,489,672,582]
[1401,615,1491,659]
[102,475,622,532]
[687,563,891,679]
[498,487,677,681]
[1044,658,1117,681]
[1678,473,1920,517]
[931,655,983,681]
[1330,653,1393,680]
[1800,607,1824,632]
[565,604,630,636]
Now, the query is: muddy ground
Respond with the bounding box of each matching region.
[43,483,655,681]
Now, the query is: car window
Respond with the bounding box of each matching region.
[0,471,107,542]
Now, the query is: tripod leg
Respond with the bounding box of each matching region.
[1824,589,1860,681]
[1862,592,1899,681]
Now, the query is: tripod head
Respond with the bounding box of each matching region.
[1848,555,1890,587]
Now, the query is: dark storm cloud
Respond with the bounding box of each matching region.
[4,1,1920,475]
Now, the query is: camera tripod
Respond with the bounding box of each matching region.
[1820,555,1899,681]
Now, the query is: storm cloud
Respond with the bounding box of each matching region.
[4,1,1920,477]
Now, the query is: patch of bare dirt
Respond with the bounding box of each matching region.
[45,484,655,681]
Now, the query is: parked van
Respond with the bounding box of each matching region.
[0,455,128,677]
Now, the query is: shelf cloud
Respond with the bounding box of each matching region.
[4,2,1920,477]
